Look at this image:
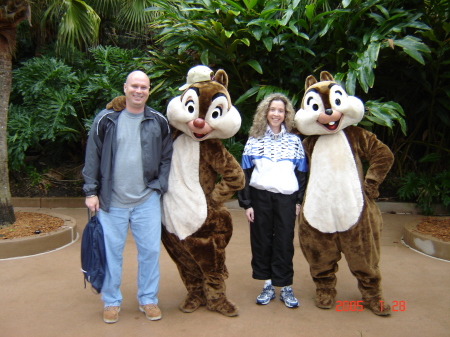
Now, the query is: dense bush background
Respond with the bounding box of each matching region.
[6,0,450,208]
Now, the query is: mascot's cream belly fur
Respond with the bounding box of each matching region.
[162,134,207,239]
[304,131,363,233]
[295,71,394,316]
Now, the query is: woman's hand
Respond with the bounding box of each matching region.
[296,204,302,216]
[245,207,255,223]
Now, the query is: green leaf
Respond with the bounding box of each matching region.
[419,153,442,163]
[243,0,258,11]
[365,115,392,128]
[221,0,246,12]
[241,38,250,46]
[289,22,299,36]
[235,86,260,105]
[246,60,263,74]
[297,19,308,30]
[200,50,209,66]
[305,4,315,21]
[251,26,262,40]
[319,18,334,37]
[394,36,431,65]
[345,70,356,96]
[262,36,273,51]
[280,9,293,27]
[292,0,301,9]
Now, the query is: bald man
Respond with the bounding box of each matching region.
[83,71,173,323]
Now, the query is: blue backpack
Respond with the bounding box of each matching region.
[81,212,106,294]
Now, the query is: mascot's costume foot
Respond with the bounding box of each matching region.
[107,66,244,317]
[295,71,394,316]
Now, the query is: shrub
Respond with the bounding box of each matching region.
[8,46,149,170]
[397,170,450,215]
[145,0,431,138]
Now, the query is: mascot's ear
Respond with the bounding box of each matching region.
[320,71,334,82]
[305,75,317,90]
[214,69,228,88]
[106,95,126,111]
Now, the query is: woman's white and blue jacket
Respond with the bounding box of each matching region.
[238,125,308,209]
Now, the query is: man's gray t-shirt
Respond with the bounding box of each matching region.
[111,109,152,208]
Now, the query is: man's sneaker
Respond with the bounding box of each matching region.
[256,284,276,305]
[280,286,299,308]
[139,304,162,321]
[103,306,120,323]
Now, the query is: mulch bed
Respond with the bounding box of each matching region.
[415,217,450,242]
[1,212,449,242]
[0,212,64,240]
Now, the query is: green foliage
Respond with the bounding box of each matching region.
[145,0,432,138]
[142,0,450,179]
[8,0,449,184]
[8,46,149,170]
[221,137,245,164]
[25,166,46,187]
[369,0,450,175]
[20,0,161,59]
[397,170,450,215]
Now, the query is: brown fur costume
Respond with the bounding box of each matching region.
[109,68,244,316]
[294,71,394,316]
[161,69,244,317]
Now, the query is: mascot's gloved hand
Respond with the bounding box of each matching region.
[364,179,380,199]
[106,95,126,111]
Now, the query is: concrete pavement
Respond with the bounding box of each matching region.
[1,205,449,337]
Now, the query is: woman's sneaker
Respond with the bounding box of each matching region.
[256,284,276,305]
[280,286,299,308]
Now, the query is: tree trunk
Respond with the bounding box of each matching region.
[0,38,15,227]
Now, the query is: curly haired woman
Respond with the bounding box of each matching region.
[238,93,308,308]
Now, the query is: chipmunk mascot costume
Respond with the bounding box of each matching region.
[106,66,244,317]
[161,66,244,317]
[294,71,394,316]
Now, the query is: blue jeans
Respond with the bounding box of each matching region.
[98,191,161,307]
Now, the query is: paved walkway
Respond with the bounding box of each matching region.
[1,206,449,337]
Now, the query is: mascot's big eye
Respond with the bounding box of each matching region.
[186,100,195,113]
[331,88,344,107]
[307,95,320,112]
[211,106,223,119]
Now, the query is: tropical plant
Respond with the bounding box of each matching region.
[397,170,450,215]
[369,0,450,176]
[2,0,161,226]
[0,0,31,227]
[17,0,161,58]
[8,46,149,170]
[145,0,431,138]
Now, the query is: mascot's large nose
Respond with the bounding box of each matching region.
[193,118,205,128]
[325,109,333,115]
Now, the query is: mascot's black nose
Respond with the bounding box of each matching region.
[325,109,333,115]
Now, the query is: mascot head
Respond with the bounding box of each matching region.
[294,71,364,136]
[167,66,241,141]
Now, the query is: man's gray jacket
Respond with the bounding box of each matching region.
[82,106,173,212]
